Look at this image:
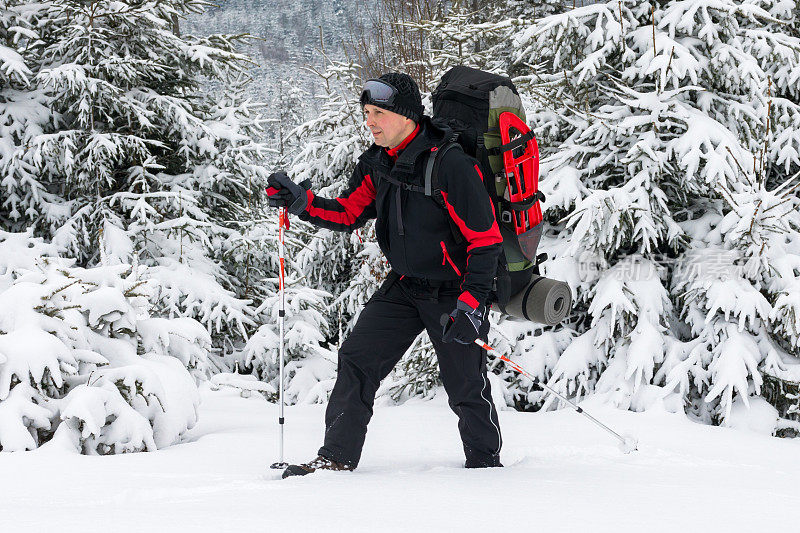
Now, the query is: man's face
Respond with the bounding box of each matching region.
[363,104,415,149]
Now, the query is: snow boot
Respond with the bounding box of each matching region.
[465,455,503,468]
[281,455,355,479]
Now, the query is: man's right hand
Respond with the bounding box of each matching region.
[266,171,311,215]
[441,299,485,344]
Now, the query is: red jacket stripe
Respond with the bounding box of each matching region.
[305,174,376,226]
[439,189,502,252]
[458,291,480,310]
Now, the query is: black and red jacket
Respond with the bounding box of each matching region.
[298,117,502,309]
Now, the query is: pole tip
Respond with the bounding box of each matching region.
[620,435,638,454]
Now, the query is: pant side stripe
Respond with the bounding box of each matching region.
[481,373,502,455]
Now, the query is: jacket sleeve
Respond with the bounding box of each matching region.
[439,153,503,309]
[298,163,377,232]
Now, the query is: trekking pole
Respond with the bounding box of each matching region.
[474,339,638,454]
[270,207,290,469]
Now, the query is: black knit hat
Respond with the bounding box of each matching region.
[360,72,424,123]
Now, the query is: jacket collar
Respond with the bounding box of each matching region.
[386,123,420,160]
[359,116,452,175]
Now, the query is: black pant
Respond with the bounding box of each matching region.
[318,273,502,467]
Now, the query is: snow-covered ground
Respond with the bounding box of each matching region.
[2,384,799,532]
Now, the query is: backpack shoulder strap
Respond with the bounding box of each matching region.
[424,141,465,244]
[424,141,462,208]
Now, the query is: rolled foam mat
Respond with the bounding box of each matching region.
[504,275,572,325]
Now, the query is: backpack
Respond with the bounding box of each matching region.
[426,66,545,309]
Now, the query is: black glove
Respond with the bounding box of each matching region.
[442,299,485,344]
[266,171,311,215]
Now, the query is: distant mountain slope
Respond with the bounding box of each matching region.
[184,0,366,108]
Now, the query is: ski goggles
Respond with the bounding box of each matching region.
[360,79,398,106]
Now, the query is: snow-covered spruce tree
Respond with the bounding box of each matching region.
[0,1,51,230]
[507,0,800,422]
[398,1,572,80]
[500,0,569,20]
[206,67,332,400]
[239,273,335,404]
[0,230,207,453]
[399,2,513,76]
[271,77,309,165]
[409,0,573,78]
[1,0,267,354]
[215,145,333,400]
[180,77,279,361]
[237,60,374,404]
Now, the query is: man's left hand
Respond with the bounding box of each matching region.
[442,299,485,344]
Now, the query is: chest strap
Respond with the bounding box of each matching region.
[371,142,465,242]
[376,171,427,193]
[373,171,424,236]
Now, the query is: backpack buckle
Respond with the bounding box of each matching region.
[501,211,513,224]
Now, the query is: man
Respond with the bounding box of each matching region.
[267,73,503,478]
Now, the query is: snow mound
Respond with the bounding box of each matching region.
[727,396,778,435]
[0,235,207,454]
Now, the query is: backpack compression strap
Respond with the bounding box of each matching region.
[486,130,535,157]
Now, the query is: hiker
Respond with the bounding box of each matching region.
[267,72,504,477]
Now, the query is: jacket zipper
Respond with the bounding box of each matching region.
[440,241,462,276]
